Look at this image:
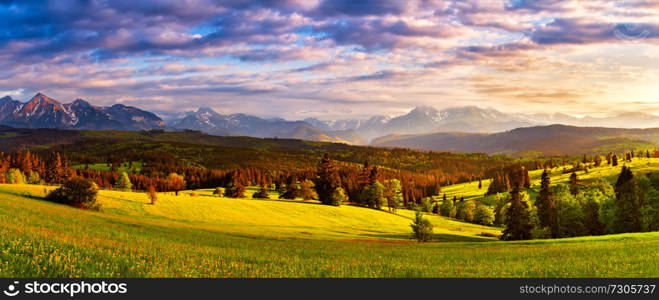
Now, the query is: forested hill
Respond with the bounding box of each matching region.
[371,124,659,156]
[0,126,514,184]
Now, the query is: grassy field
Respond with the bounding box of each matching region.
[71,161,143,173]
[439,157,659,205]
[0,182,657,278]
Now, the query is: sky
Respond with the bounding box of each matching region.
[1,0,659,120]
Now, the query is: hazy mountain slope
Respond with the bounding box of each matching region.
[372,125,659,156]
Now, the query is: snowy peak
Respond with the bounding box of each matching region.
[0,93,165,130]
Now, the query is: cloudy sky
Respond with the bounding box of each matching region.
[1,0,659,119]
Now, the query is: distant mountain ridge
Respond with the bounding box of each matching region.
[166,107,360,143]
[372,125,659,156]
[3,92,659,148]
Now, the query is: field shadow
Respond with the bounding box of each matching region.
[359,232,495,243]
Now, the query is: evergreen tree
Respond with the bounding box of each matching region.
[362,181,385,209]
[478,178,482,189]
[314,154,341,205]
[612,154,619,166]
[330,187,347,206]
[501,168,533,240]
[569,172,580,196]
[535,170,558,237]
[115,172,133,190]
[613,166,644,232]
[45,152,66,184]
[410,210,433,242]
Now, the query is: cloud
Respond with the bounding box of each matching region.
[1,0,659,119]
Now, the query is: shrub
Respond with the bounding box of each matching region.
[330,187,347,206]
[225,182,246,198]
[213,187,224,197]
[456,200,476,222]
[115,172,132,190]
[7,168,26,184]
[299,179,317,200]
[420,197,433,213]
[439,196,455,218]
[253,186,271,199]
[473,204,495,225]
[410,210,433,242]
[147,186,157,205]
[46,177,100,210]
[27,171,43,184]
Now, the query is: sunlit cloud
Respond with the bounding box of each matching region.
[1,0,658,119]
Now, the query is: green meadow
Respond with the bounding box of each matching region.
[439,157,659,205]
[0,179,657,278]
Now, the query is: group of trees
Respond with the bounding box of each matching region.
[435,194,494,226]
[499,166,659,240]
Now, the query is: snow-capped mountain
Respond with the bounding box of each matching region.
[168,107,360,143]
[3,92,659,146]
[301,106,532,142]
[0,93,165,130]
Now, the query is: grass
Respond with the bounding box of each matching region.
[71,161,143,173]
[0,182,657,278]
[437,157,659,205]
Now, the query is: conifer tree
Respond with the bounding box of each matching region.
[501,168,533,240]
[115,172,133,190]
[314,153,341,205]
[535,170,558,237]
[613,166,644,233]
[569,172,580,196]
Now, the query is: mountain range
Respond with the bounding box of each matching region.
[2,93,659,151]
[372,125,659,156]
[0,93,164,130]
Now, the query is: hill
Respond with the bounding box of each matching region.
[1,183,657,277]
[371,124,659,156]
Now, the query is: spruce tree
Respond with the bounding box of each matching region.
[501,168,533,240]
[314,153,341,205]
[613,166,644,233]
[569,172,580,196]
[115,172,133,190]
[535,170,558,238]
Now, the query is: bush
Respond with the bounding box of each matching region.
[7,168,26,184]
[420,197,433,212]
[456,200,476,222]
[147,186,157,205]
[46,177,100,210]
[27,171,43,184]
[213,187,224,197]
[410,211,433,242]
[253,186,271,199]
[115,172,132,190]
[330,187,347,206]
[473,204,495,225]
